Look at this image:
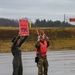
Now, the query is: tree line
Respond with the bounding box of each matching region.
[0,18,74,27]
[0,18,18,27]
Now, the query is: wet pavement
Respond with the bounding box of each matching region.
[0,50,75,75]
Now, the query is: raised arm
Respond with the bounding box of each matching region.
[12,36,20,45]
[18,36,28,47]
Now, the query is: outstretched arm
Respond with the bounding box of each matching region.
[42,31,50,47]
[19,36,28,47]
[13,36,20,44]
[36,29,40,36]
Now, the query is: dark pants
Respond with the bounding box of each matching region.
[12,57,23,75]
[37,58,48,75]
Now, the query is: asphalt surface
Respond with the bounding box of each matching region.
[0,50,75,75]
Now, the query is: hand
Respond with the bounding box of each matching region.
[37,35,40,41]
[46,36,49,41]
[46,36,49,39]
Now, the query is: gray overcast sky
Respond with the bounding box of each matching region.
[0,0,75,22]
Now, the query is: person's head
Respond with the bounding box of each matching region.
[40,35,45,42]
[39,31,45,41]
[16,39,20,45]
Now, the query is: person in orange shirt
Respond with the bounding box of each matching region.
[35,30,50,75]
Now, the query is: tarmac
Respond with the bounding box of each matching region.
[0,50,75,75]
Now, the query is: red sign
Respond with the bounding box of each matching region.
[69,18,75,22]
[19,19,29,36]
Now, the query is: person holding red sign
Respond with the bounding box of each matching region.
[11,34,28,75]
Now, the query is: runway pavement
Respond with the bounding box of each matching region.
[0,50,75,75]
